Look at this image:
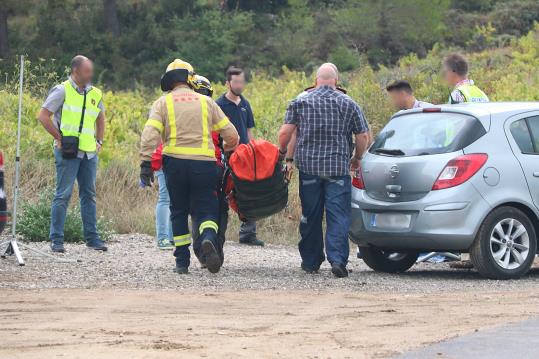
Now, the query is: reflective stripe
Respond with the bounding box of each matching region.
[63,104,100,118]
[213,117,230,131]
[85,108,100,118]
[199,96,209,151]
[63,103,84,113]
[456,85,489,103]
[163,146,215,157]
[173,234,191,247]
[80,128,95,136]
[60,124,95,136]
[166,94,176,147]
[145,119,164,133]
[199,220,218,233]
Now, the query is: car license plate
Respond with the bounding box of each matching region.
[371,213,411,229]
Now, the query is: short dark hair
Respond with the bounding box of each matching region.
[226,67,244,82]
[386,80,413,94]
[71,55,89,72]
[443,53,468,77]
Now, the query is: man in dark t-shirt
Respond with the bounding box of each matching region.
[216,67,264,246]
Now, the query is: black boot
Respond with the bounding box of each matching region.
[331,263,348,278]
[200,229,221,274]
[174,245,190,275]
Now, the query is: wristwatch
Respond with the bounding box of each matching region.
[285,158,294,163]
[96,140,103,146]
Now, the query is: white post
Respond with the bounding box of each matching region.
[11,55,24,238]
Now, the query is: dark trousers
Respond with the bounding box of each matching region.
[163,156,219,267]
[298,171,351,269]
[192,165,229,259]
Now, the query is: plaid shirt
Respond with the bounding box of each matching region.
[284,86,369,176]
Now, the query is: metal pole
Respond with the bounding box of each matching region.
[12,55,24,239]
[4,55,27,265]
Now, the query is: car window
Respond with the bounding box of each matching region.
[525,116,539,153]
[510,116,539,154]
[370,112,486,157]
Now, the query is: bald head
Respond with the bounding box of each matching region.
[70,55,94,87]
[316,63,338,88]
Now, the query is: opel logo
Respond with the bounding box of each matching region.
[389,165,400,179]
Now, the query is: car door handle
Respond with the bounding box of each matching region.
[534,172,539,178]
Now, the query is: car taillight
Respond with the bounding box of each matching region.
[352,168,365,189]
[432,154,488,190]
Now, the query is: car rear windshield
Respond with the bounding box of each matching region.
[369,112,486,157]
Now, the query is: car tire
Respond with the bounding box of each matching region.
[470,206,537,280]
[360,247,418,273]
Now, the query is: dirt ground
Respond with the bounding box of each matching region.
[2,288,539,359]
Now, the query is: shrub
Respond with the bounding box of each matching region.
[17,189,114,242]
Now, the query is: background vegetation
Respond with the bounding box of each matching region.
[0,1,538,243]
[1,0,539,88]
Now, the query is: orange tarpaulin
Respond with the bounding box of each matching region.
[228,139,280,182]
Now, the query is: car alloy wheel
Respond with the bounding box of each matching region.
[471,206,536,279]
[489,218,530,270]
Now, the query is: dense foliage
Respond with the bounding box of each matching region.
[1,0,539,89]
[0,25,538,240]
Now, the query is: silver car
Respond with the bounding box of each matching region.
[350,103,539,279]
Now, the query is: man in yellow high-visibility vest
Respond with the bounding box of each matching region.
[443,53,489,104]
[139,59,239,274]
[38,55,107,253]
[442,53,489,269]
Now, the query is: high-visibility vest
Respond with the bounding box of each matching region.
[450,84,489,104]
[60,80,102,152]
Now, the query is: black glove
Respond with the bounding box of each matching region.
[140,161,154,187]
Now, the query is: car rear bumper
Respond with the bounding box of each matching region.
[350,182,492,251]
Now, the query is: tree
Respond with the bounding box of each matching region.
[0,3,9,58]
[103,0,120,37]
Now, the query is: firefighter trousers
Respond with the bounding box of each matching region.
[162,156,219,267]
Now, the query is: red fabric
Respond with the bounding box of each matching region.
[212,132,224,168]
[151,144,164,171]
[224,173,241,219]
[228,139,279,181]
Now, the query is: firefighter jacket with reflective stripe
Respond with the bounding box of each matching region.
[60,80,103,152]
[140,85,239,162]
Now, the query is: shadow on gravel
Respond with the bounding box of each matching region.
[356,265,539,281]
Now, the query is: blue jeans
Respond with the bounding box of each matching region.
[50,149,100,244]
[298,172,351,269]
[155,170,173,242]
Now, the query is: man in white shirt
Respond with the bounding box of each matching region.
[386,80,433,110]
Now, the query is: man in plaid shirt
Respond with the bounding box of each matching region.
[278,64,370,278]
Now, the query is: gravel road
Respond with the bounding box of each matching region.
[3,234,539,291]
[4,234,539,358]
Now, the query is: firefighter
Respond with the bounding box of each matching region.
[139,60,239,274]
[190,74,229,267]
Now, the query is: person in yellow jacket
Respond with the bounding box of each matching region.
[443,53,489,104]
[38,55,107,253]
[139,60,239,274]
[442,53,488,269]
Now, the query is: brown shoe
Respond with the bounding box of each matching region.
[449,260,474,269]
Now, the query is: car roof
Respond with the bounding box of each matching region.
[438,102,539,117]
[393,102,539,120]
